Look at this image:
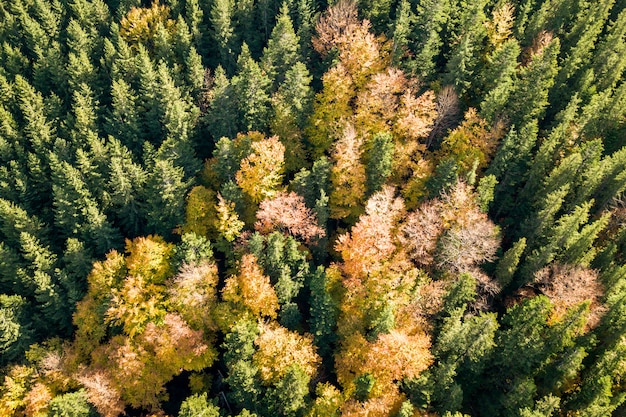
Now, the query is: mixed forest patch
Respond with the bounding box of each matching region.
[1,0,626,415]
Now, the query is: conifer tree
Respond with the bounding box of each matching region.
[206,65,238,139]
[262,3,301,90]
[232,43,272,132]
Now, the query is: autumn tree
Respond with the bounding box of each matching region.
[255,191,325,244]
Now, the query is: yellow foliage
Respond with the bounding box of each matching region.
[214,194,245,243]
[306,63,355,159]
[221,254,279,322]
[306,382,344,417]
[436,108,504,175]
[125,236,174,285]
[168,261,219,332]
[106,273,167,338]
[85,250,127,297]
[235,135,285,203]
[182,186,218,238]
[0,365,35,415]
[486,2,515,50]
[119,3,176,48]
[253,322,321,384]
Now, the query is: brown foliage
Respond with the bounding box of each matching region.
[312,0,360,56]
[23,382,52,416]
[427,85,461,148]
[399,200,444,267]
[436,219,500,273]
[400,182,501,275]
[78,371,125,417]
[535,264,606,329]
[255,191,325,244]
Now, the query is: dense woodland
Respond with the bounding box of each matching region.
[0,0,625,415]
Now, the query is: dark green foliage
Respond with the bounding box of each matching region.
[1,1,626,415]
[354,373,375,401]
[366,132,394,196]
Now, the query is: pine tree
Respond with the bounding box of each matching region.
[206,65,238,139]
[591,8,626,93]
[479,39,521,122]
[495,237,526,287]
[408,0,450,80]
[391,0,414,67]
[210,0,236,71]
[232,43,272,133]
[0,294,33,364]
[442,0,488,98]
[144,159,192,238]
[365,132,394,196]
[261,3,301,90]
[506,34,560,127]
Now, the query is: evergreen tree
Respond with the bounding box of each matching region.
[210,0,236,72]
[206,65,238,139]
[232,43,272,133]
[144,159,192,238]
[365,132,394,196]
[261,3,301,90]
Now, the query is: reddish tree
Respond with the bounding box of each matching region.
[255,191,325,244]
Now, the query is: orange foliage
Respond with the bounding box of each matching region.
[395,90,438,141]
[335,331,432,398]
[330,124,367,221]
[355,68,408,134]
[221,254,279,321]
[253,322,321,385]
[78,371,125,417]
[93,314,215,409]
[23,382,52,416]
[255,191,325,244]
[335,186,404,277]
[340,390,406,417]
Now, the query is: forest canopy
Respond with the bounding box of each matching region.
[1,0,626,416]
